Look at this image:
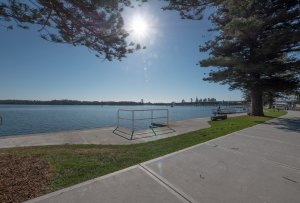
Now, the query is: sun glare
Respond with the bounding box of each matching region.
[129,15,149,40]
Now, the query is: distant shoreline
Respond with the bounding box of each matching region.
[0,100,245,106]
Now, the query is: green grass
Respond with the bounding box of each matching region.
[0,109,287,192]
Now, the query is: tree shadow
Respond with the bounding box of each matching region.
[264,117,300,132]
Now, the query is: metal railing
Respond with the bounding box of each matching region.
[113,109,171,140]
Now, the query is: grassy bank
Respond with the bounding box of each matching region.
[0,110,287,202]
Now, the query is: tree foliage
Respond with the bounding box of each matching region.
[0,0,143,61]
[165,0,300,115]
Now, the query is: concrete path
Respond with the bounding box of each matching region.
[0,113,244,148]
[26,111,300,203]
[0,118,209,148]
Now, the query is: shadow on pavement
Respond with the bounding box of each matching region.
[113,127,176,140]
[264,117,300,132]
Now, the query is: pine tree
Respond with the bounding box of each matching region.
[165,0,300,115]
[0,0,142,61]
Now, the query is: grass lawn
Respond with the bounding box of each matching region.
[0,109,287,201]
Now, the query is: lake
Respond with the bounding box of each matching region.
[0,104,243,137]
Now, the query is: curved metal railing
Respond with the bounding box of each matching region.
[113,109,172,140]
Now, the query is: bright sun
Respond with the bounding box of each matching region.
[129,15,149,40]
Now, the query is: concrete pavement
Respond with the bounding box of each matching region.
[26,111,300,203]
[26,165,189,203]
[0,114,244,148]
[0,117,211,148]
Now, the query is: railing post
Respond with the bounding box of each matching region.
[167,109,169,126]
[151,110,153,124]
[117,110,119,127]
[113,110,120,133]
[131,110,134,140]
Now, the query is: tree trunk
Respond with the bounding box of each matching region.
[268,98,274,109]
[267,93,274,109]
[250,88,264,116]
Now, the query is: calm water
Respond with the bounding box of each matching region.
[0,104,231,137]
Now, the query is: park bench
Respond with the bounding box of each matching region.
[211,114,227,121]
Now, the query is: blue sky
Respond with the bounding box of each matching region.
[0,1,242,103]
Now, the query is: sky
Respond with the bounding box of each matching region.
[0,1,242,103]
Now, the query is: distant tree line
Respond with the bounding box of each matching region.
[0,99,245,106]
[181,98,217,103]
[0,100,143,105]
[177,99,244,106]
